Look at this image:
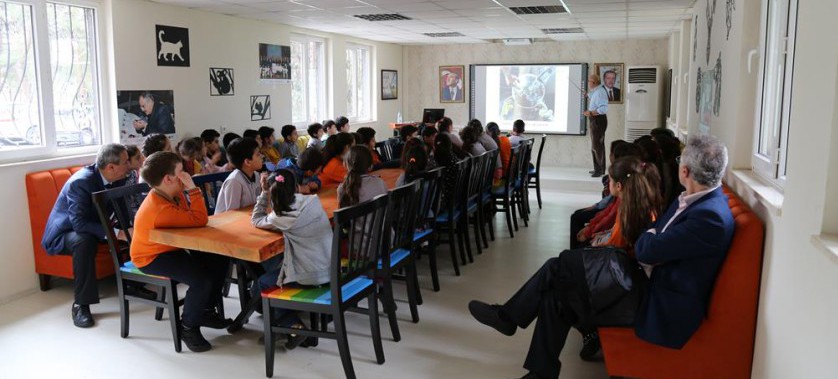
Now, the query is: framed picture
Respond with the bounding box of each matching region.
[156,25,190,67]
[209,68,234,96]
[116,90,176,145]
[381,70,398,100]
[250,95,271,121]
[439,65,465,103]
[259,43,291,82]
[594,63,624,104]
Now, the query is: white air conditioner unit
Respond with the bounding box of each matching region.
[503,38,531,46]
[625,65,662,141]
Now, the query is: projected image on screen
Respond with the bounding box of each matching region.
[471,63,587,135]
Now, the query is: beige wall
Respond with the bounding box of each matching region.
[404,39,669,168]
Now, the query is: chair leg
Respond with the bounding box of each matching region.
[485,204,496,241]
[333,310,357,379]
[380,276,401,342]
[479,206,489,248]
[447,227,461,276]
[155,287,166,321]
[38,274,51,291]
[519,191,529,227]
[426,239,441,292]
[367,293,386,365]
[459,218,473,264]
[405,261,420,323]
[535,177,543,209]
[263,298,275,378]
[166,283,182,353]
[119,286,130,338]
[511,193,519,231]
[222,262,234,297]
[235,262,249,310]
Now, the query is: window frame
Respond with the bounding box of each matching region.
[345,42,373,123]
[752,0,798,189]
[0,0,110,164]
[290,33,327,128]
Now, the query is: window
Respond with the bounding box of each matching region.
[345,43,372,122]
[0,0,103,162]
[753,0,798,187]
[290,34,326,126]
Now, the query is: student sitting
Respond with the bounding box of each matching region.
[177,137,204,176]
[222,132,241,151]
[471,119,499,152]
[461,124,487,157]
[322,119,337,139]
[396,142,429,187]
[487,122,511,186]
[277,124,299,159]
[437,116,463,148]
[421,126,438,151]
[306,122,325,150]
[509,119,526,146]
[338,145,388,207]
[251,169,332,349]
[356,127,384,169]
[131,152,232,352]
[433,133,462,210]
[125,145,145,214]
[277,147,324,194]
[201,129,230,171]
[391,124,418,161]
[243,129,262,147]
[258,126,282,164]
[335,116,350,133]
[215,137,263,213]
[141,133,172,157]
[319,132,355,187]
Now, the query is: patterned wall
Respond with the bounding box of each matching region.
[405,38,669,168]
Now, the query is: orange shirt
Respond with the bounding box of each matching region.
[262,146,281,165]
[130,187,208,267]
[498,136,512,174]
[320,157,347,187]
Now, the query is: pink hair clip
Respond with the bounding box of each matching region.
[275,175,285,183]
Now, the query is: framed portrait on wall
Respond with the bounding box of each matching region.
[381,70,398,100]
[594,63,624,104]
[439,65,465,103]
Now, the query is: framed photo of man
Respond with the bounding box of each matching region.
[439,65,465,103]
[381,70,398,100]
[594,63,624,104]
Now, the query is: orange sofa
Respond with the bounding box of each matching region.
[598,186,765,379]
[26,166,114,291]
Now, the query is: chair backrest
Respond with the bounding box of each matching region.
[415,167,445,229]
[375,138,399,162]
[535,134,546,173]
[331,193,389,294]
[503,145,522,190]
[521,138,535,180]
[466,153,486,205]
[91,183,151,271]
[192,171,231,215]
[385,181,421,258]
[444,158,471,214]
[482,149,500,194]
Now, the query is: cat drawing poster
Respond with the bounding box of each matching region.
[210,68,234,96]
[156,25,190,67]
[250,95,271,121]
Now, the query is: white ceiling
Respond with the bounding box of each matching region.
[150,0,697,44]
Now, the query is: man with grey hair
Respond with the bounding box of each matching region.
[467,134,735,379]
[42,143,154,328]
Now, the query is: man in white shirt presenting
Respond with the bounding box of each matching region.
[584,74,609,177]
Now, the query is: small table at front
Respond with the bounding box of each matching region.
[147,168,403,331]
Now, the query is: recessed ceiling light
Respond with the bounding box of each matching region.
[423,32,465,37]
[508,5,568,15]
[353,13,411,21]
[542,27,584,34]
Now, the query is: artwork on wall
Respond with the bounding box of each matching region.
[696,52,723,134]
[251,95,271,121]
[497,65,557,121]
[705,0,717,65]
[439,65,465,103]
[693,15,698,62]
[381,70,398,100]
[726,0,736,40]
[156,25,189,67]
[209,68,234,96]
[116,90,175,145]
[259,43,291,82]
[594,63,624,104]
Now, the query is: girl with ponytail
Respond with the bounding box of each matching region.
[396,142,429,187]
[338,145,388,208]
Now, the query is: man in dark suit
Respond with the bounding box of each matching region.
[132,92,175,136]
[468,134,734,379]
[42,144,138,328]
[603,70,621,102]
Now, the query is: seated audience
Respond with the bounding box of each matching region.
[338,145,388,208]
[467,135,733,379]
[509,119,526,146]
[437,116,463,148]
[278,124,299,159]
[461,124,487,157]
[201,129,228,167]
[258,126,281,164]
[486,122,511,185]
[277,147,324,194]
[335,116,350,133]
[125,145,145,214]
[396,141,429,187]
[141,133,172,157]
[306,123,325,150]
[131,151,231,352]
[390,124,418,163]
[356,127,383,169]
[433,133,462,210]
[320,133,355,187]
[222,132,241,151]
[471,119,499,153]
[243,129,262,148]
[177,137,204,176]
[215,137,263,213]
[421,126,439,150]
[322,119,337,139]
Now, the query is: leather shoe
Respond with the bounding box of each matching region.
[591,172,604,178]
[588,170,595,174]
[125,285,158,301]
[300,337,318,348]
[468,300,516,336]
[201,310,233,329]
[518,371,550,379]
[579,331,603,361]
[181,325,212,352]
[72,304,94,328]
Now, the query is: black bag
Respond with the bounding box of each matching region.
[579,246,647,327]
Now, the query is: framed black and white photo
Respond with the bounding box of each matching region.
[381,69,398,100]
[259,43,291,83]
[156,25,189,67]
[209,68,234,96]
[250,95,271,121]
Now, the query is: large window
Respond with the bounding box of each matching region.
[0,0,103,161]
[290,34,326,126]
[345,43,372,122]
[753,0,797,187]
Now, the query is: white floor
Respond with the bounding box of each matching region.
[0,168,608,379]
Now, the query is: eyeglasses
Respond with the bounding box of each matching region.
[675,156,681,164]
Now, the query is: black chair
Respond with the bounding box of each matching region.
[527,134,546,209]
[262,194,388,379]
[480,149,500,247]
[374,139,394,162]
[192,171,231,216]
[517,138,535,223]
[493,145,522,237]
[378,181,423,342]
[413,167,445,292]
[464,153,487,258]
[92,183,183,352]
[435,158,471,273]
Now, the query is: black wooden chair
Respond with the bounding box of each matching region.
[464,153,487,258]
[261,194,388,379]
[413,167,445,291]
[479,149,500,248]
[493,145,522,237]
[527,134,547,209]
[92,183,184,352]
[434,158,471,273]
[517,138,535,224]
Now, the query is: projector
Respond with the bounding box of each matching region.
[503,38,532,46]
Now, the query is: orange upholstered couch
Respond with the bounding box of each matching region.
[26,166,114,291]
[598,186,765,379]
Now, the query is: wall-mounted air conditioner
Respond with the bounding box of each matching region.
[625,66,663,141]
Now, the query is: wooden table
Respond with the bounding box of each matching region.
[148,168,403,262]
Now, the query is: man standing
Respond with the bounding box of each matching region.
[602,70,621,102]
[42,144,155,328]
[132,92,175,136]
[443,72,463,102]
[468,135,734,379]
[584,74,609,177]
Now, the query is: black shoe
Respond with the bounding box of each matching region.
[300,337,318,348]
[591,172,604,178]
[201,310,233,329]
[468,300,516,336]
[284,324,309,350]
[181,325,212,352]
[588,170,595,174]
[579,331,603,361]
[125,285,158,301]
[72,304,94,328]
[518,371,550,379]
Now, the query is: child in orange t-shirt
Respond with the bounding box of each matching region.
[131,151,231,353]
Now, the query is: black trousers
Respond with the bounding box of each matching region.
[569,207,600,250]
[62,232,100,305]
[500,250,637,379]
[140,250,229,328]
[589,115,608,174]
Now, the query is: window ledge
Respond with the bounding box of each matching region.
[810,234,838,264]
[0,151,97,170]
[730,169,784,217]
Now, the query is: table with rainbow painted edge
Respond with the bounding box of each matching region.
[147,168,403,331]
